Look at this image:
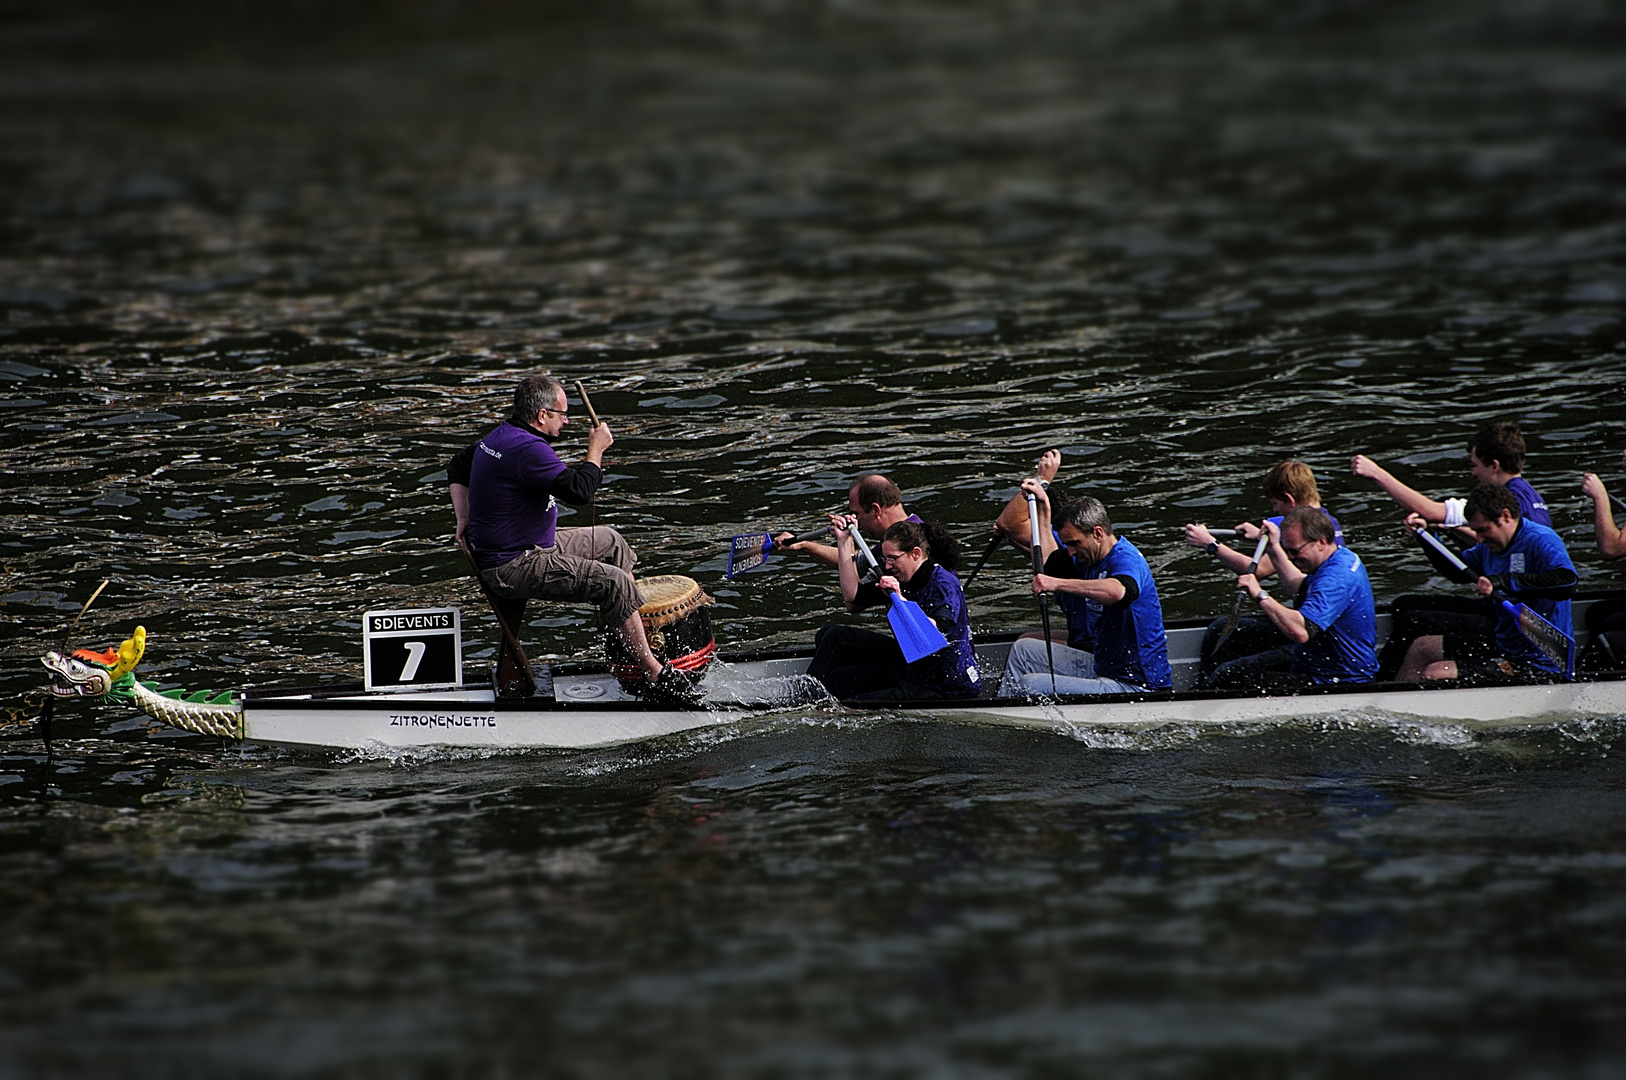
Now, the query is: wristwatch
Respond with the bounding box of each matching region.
[1205,541,1219,556]
[1253,590,1269,604]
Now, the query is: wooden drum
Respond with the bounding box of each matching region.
[607,575,717,686]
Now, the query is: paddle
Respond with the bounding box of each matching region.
[1213,531,1272,654]
[846,522,950,664]
[1416,528,1575,676]
[961,531,1003,591]
[1025,491,1057,694]
[726,526,830,579]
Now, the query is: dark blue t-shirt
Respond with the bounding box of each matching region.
[1290,546,1378,684]
[1505,477,1552,529]
[1461,519,1573,672]
[1053,537,1171,690]
[899,562,981,697]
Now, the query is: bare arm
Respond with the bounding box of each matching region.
[834,516,864,612]
[777,538,841,568]
[1238,573,1310,643]
[1351,454,1447,521]
[1187,521,1279,579]
[1583,472,1626,559]
[451,483,470,545]
[1035,573,1127,606]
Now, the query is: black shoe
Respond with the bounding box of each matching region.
[642,662,705,708]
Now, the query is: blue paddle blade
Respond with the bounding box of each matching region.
[726,532,773,579]
[887,593,950,664]
[1499,599,1576,677]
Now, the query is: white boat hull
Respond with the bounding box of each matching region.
[241,608,1626,752]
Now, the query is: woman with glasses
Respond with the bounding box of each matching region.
[805,519,981,701]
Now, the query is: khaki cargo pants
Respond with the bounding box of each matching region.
[482,527,644,627]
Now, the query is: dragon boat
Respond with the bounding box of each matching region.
[40,594,1626,752]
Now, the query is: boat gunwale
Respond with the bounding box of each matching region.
[236,591,1626,714]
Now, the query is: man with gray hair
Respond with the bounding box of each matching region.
[997,480,1171,697]
[448,375,699,704]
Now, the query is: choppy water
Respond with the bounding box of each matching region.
[3,1,1626,1074]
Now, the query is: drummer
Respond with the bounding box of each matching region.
[449,374,700,705]
[805,519,980,700]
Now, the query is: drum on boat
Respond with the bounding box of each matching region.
[606,574,717,686]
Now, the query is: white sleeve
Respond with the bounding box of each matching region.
[1442,497,1467,528]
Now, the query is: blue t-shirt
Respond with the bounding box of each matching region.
[1065,537,1171,691]
[1047,547,1094,652]
[1290,546,1378,684]
[1505,477,1552,529]
[1461,519,1573,672]
[899,562,981,697]
[467,421,569,569]
[1265,508,1344,547]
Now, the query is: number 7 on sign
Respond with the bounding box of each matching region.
[399,641,427,681]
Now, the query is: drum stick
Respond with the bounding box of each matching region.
[573,381,602,428]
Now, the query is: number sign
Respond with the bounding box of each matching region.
[363,607,462,692]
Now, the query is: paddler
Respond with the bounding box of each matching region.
[996,483,1171,697]
[1184,460,1345,681]
[989,448,1066,558]
[1395,482,1576,684]
[1581,446,1626,560]
[448,374,700,705]
[775,472,922,612]
[805,519,980,700]
[1352,420,1553,532]
[1202,506,1377,691]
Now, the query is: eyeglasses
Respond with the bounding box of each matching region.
[540,407,568,418]
[1281,542,1308,559]
[881,553,904,565]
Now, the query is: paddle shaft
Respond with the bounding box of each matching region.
[1025,492,1057,693]
[961,532,1003,590]
[1213,532,1272,654]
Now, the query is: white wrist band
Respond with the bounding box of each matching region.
[1442,497,1467,528]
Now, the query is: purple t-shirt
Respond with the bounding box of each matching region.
[1505,477,1552,529]
[467,421,569,569]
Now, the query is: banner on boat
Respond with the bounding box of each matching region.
[364,607,462,692]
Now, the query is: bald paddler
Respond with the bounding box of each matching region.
[776,472,922,611]
[448,374,699,704]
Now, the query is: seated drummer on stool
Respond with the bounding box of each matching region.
[448,374,701,705]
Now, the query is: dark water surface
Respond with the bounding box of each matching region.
[3,1,1626,1074]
